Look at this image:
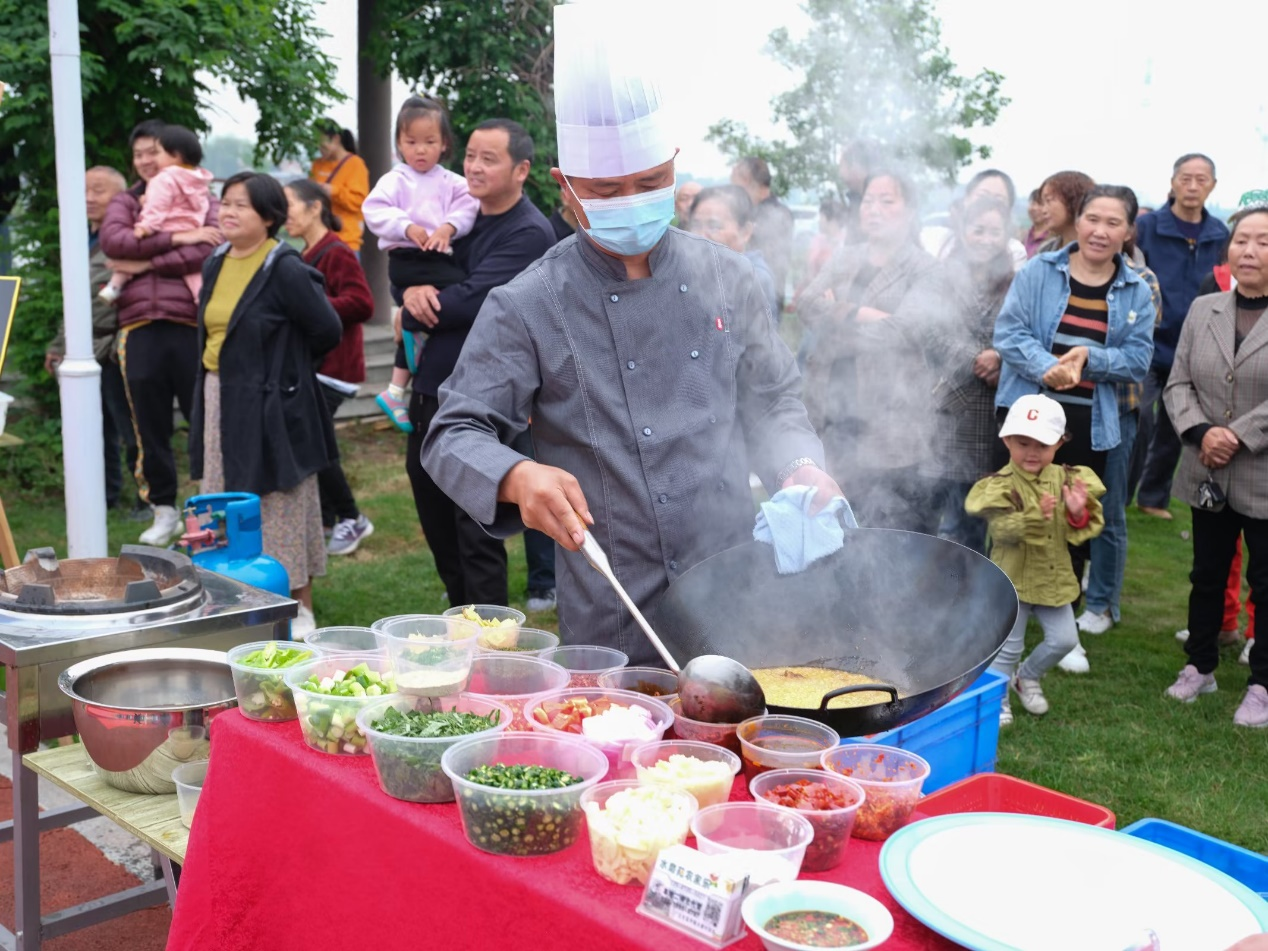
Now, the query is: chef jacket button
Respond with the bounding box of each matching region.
[709,415,717,424]
[643,427,653,436]
[610,294,619,302]
[1225,410,1233,419]
[679,284,688,293]
[658,494,668,504]
[1227,373,1234,382]
[690,350,700,359]
[669,560,678,570]
[627,360,636,370]
[718,481,726,490]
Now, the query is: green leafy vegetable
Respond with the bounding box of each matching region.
[372,707,501,739]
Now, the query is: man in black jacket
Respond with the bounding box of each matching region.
[401,119,556,607]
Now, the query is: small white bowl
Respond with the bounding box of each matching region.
[741,880,894,951]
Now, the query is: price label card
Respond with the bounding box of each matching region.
[637,844,747,947]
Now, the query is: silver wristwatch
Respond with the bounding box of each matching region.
[776,457,818,486]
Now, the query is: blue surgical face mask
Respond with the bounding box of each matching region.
[564,177,676,256]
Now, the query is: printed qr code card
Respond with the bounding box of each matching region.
[637,844,748,947]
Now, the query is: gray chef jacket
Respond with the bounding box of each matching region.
[422,228,824,664]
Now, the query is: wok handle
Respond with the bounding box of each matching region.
[818,682,899,710]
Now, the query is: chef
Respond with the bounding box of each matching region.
[422,1,841,664]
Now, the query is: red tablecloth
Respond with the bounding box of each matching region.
[166,711,961,950]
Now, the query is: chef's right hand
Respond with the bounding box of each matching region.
[499,460,593,551]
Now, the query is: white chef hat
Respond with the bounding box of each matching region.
[553,1,676,179]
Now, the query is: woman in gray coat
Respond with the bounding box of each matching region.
[1163,205,1268,727]
[798,171,938,531]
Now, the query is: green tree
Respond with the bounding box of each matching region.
[0,0,341,492]
[369,0,560,211]
[707,0,1008,196]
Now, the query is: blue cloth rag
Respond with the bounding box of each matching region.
[752,486,857,575]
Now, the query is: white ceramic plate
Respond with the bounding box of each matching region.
[880,813,1268,951]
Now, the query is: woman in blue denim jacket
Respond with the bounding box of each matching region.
[992,185,1156,673]
[993,190,1156,455]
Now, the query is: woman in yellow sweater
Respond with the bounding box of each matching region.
[192,172,343,638]
[310,121,369,252]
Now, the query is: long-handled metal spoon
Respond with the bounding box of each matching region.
[580,531,765,723]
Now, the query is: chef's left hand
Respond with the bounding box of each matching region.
[781,465,845,515]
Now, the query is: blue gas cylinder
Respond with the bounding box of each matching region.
[181,493,290,598]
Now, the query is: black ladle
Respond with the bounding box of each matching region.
[579,531,766,723]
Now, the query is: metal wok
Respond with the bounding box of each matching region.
[653,529,1018,736]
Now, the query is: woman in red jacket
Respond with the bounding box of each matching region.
[284,179,376,555]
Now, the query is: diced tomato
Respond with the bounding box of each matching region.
[760,778,850,811]
[531,698,620,734]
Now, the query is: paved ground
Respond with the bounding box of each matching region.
[0,722,171,949]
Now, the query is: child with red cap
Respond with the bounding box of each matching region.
[967,394,1107,725]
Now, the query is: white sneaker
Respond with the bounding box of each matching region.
[999,696,1014,727]
[139,505,181,546]
[291,605,316,641]
[1077,610,1113,635]
[1057,642,1089,674]
[1175,628,1190,644]
[1011,674,1049,715]
[1241,639,1253,666]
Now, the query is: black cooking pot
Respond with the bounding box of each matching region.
[653,529,1018,736]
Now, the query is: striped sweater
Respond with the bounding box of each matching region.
[1049,275,1111,406]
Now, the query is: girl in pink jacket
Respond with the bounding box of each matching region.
[101,125,214,305]
[361,97,478,432]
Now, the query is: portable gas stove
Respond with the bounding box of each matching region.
[0,544,295,951]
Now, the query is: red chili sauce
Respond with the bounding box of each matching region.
[765,910,868,947]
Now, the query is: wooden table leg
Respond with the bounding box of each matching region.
[0,495,18,569]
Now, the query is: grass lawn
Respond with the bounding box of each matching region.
[5,423,1264,855]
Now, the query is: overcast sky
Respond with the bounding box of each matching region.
[205,0,1268,210]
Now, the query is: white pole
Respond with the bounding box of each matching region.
[48,0,108,558]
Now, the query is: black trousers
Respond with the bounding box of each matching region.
[101,358,139,508]
[508,426,556,594]
[318,387,360,526]
[406,393,508,606]
[1188,505,1268,687]
[119,321,197,508]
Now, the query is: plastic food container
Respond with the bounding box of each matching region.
[667,697,757,756]
[749,768,866,872]
[915,772,1116,828]
[356,693,512,803]
[741,880,894,951]
[597,666,680,705]
[375,615,479,699]
[527,687,674,779]
[305,626,383,655]
[738,714,840,781]
[465,654,571,731]
[442,731,609,856]
[171,759,209,829]
[226,640,316,722]
[630,739,741,808]
[581,779,698,885]
[690,801,814,887]
[476,626,560,657]
[285,655,396,756]
[540,645,629,688]
[821,743,930,841]
[442,603,526,637]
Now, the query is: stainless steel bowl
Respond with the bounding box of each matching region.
[57,647,237,794]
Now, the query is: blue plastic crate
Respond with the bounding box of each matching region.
[1122,819,1268,898]
[843,668,1006,793]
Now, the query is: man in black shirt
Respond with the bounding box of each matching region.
[401,119,556,606]
[731,156,794,315]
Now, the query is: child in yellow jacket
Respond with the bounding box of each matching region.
[967,394,1106,725]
